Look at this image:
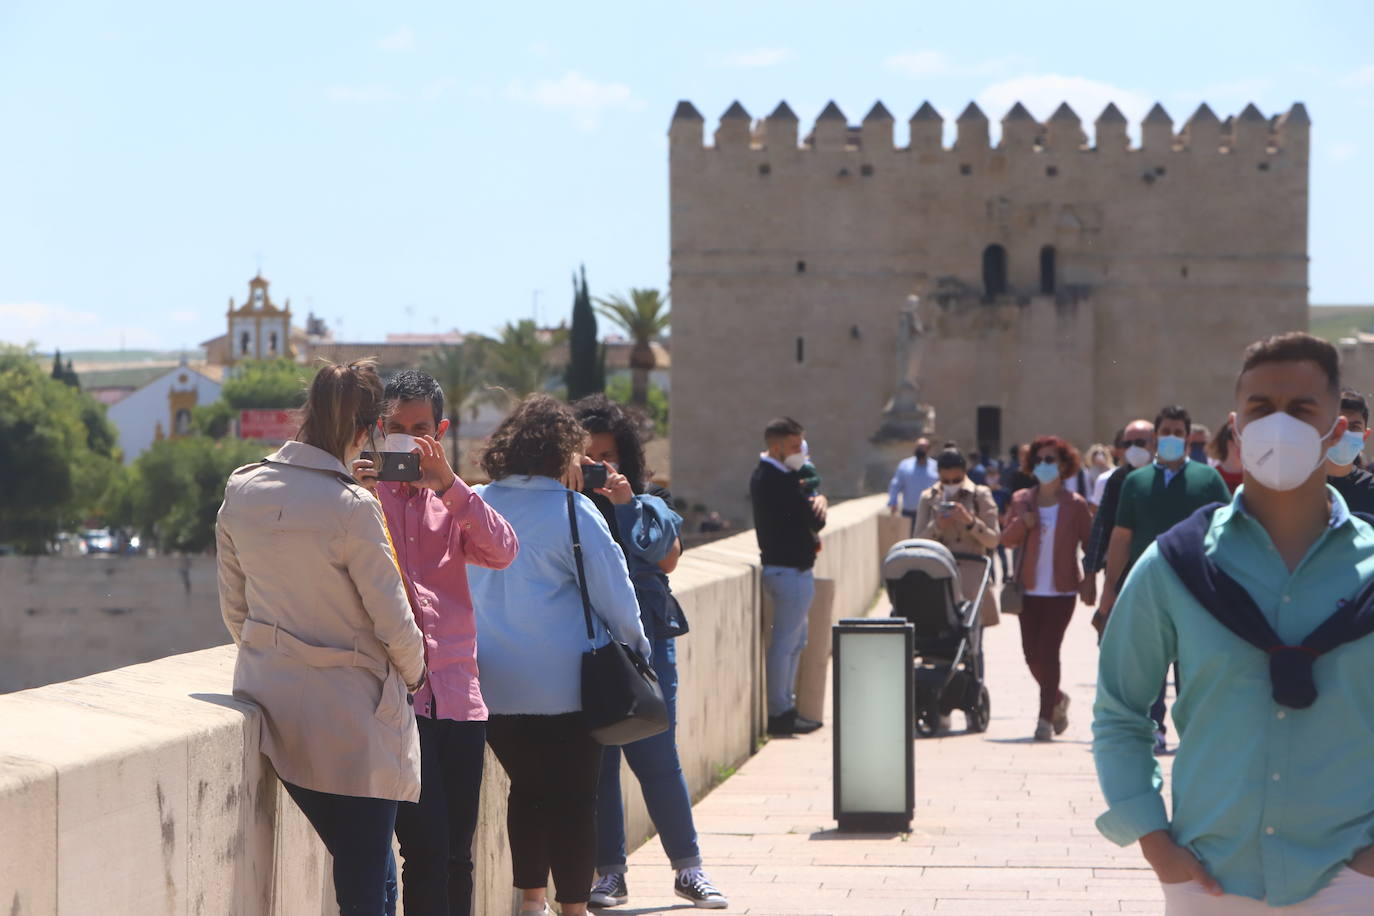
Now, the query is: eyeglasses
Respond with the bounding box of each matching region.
[1036,456,1059,466]
[1122,439,1150,448]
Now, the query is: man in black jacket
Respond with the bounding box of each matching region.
[1325,389,1374,515]
[750,417,827,736]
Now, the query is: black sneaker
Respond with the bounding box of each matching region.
[674,868,728,909]
[589,872,627,908]
[766,710,797,736]
[793,712,823,734]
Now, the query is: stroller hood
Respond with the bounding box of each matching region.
[883,538,965,602]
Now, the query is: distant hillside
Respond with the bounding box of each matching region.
[1311,306,1374,343]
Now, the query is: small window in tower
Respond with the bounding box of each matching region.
[796,260,806,274]
[240,331,250,355]
[796,337,805,363]
[1258,162,1270,171]
[960,163,972,176]
[860,164,874,177]
[269,331,279,355]
[1045,165,1058,177]
[1040,246,1056,295]
[982,245,1008,299]
[759,163,772,176]
[174,409,192,436]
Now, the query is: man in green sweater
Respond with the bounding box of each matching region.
[1096,405,1231,754]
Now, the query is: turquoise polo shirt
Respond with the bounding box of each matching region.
[1093,486,1374,906]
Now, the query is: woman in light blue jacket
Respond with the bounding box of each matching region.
[468,394,649,916]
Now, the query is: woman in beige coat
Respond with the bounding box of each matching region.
[912,448,1002,628]
[217,360,426,916]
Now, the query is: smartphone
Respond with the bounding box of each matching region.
[360,451,422,483]
[938,500,957,515]
[581,463,609,493]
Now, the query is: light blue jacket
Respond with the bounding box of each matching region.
[1093,486,1374,906]
[470,476,650,716]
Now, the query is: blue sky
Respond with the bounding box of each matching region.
[2,0,1371,353]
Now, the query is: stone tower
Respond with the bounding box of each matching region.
[668,98,1309,522]
[226,273,293,365]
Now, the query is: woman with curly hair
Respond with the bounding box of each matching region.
[1000,435,1097,742]
[467,393,650,916]
[569,395,729,909]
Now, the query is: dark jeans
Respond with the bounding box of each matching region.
[282,780,399,916]
[1150,662,1183,735]
[595,637,702,874]
[394,717,486,916]
[1018,594,1077,721]
[487,712,603,904]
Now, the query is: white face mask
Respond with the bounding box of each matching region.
[383,433,421,454]
[782,452,807,472]
[1124,445,1152,468]
[1234,412,1338,492]
[942,483,963,499]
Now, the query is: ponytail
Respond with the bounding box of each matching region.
[297,359,386,462]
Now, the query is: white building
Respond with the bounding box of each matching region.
[107,363,222,464]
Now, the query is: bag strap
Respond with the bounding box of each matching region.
[567,490,597,641]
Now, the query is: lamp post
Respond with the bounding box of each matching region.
[832,617,914,832]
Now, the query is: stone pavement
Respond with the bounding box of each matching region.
[616,590,1175,915]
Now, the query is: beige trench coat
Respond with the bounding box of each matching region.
[216,441,427,803]
[912,478,1002,626]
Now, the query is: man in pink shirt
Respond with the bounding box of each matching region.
[355,369,519,916]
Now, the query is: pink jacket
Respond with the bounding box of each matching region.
[1000,486,1093,594]
[379,477,519,722]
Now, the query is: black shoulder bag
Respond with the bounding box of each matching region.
[567,491,669,745]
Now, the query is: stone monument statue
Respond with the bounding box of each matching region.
[873,294,935,442]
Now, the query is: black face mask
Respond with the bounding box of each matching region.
[915,449,928,460]
[1189,444,1207,462]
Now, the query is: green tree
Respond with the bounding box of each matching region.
[484,320,559,405]
[606,373,670,437]
[118,436,271,553]
[565,265,605,401]
[190,400,237,439]
[221,359,308,409]
[50,349,80,388]
[0,345,119,552]
[595,288,670,409]
[420,339,488,465]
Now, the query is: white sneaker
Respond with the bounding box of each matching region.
[1033,719,1054,742]
[674,868,728,909]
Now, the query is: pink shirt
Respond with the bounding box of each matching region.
[378,477,519,722]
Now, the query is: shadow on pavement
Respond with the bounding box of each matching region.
[808,827,905,841]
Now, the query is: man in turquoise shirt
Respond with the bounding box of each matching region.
[1093,332,1374,912]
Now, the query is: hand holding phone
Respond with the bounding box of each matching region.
[581,463,609,493]
[359,451,422,482]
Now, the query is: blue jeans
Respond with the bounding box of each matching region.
[394,717,486,916]
[594,637,702,874]
[762,565,816,718]
[282,780,399,916]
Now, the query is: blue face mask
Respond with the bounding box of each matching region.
[1157,435,1186,463]
[1033,461,1061,485]
[1327,430,1365,467]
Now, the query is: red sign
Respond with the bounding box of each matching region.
[239,409,299,443]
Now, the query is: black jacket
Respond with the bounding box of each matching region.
[1329,468,1374,516]
[750,460,825,569]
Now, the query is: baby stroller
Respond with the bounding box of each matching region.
[882,539,992,737]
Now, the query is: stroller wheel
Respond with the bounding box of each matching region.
[967,686,991,733]
[915,713,940,738]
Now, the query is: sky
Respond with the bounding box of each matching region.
[2,0,1371,354]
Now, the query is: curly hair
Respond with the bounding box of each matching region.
[480,393,586,481]
[1022,435,1082,479]
[570,394,651,494]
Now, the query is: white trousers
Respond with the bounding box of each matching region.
[1162,868,1374,915]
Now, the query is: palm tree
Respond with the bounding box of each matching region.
[484,320,558,405]
[595,288,670,409]
[420,339,487,467]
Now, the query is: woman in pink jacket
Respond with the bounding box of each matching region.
[1000,436,1097,742]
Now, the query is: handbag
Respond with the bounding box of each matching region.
[567,491,669,746]
[1000,513,1030,616]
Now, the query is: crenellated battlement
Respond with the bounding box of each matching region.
[670,98,1310,156]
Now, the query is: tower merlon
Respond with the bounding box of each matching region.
[1231,102,1270,149]
[669,100,705,146]
[862,101,894,150]
[1095,103,1129,153]
[909,101,943,150]
[1046,102,1086,151]
[763,100,799,150]
[714,101,752,148]
[955,102,989,151]
[999,102,1039,150]
[810,101,850,151]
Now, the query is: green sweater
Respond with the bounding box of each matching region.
[1115,460,1232,569]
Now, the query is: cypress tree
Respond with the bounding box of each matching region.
[565,264,602,400]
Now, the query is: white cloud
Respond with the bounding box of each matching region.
[715,48,795,69]
[325,85,404,104]
[1338,65,1374,88]
[503,71,646,132]
[976,74,1154,137]
[885,50,1026,80]
[1331,142,1359,162]
[420,77,459,102]
[0,302,166,351]
[378,26,415,52]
